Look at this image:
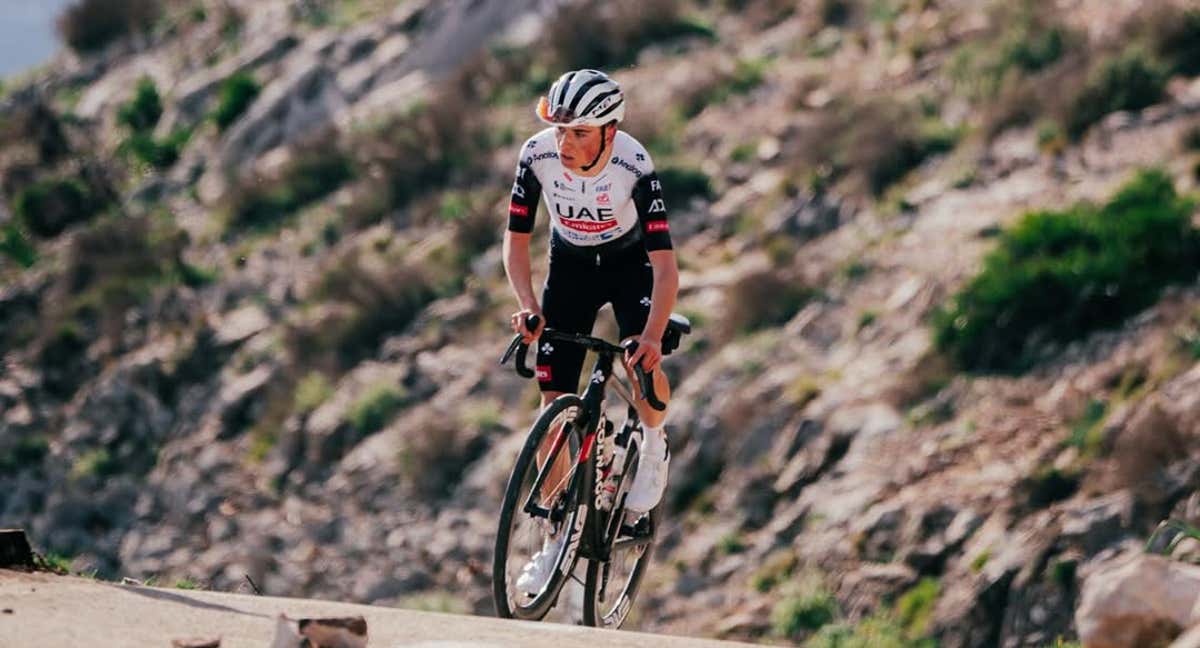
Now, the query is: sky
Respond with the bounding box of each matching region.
[0,0,74,78]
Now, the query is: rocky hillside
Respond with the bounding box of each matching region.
[4,0,1200,646]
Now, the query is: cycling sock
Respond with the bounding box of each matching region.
[641,424,667,460]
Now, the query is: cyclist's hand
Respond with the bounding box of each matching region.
[511,308,544,344]
[627,336,662,373]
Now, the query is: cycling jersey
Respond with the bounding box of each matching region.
[507,129,672,251]
[506,128,672,393]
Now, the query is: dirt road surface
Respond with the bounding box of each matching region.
[0,570,762,647]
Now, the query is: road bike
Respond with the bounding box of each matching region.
[492,313,690,628]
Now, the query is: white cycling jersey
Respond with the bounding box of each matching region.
[507,128,672,251]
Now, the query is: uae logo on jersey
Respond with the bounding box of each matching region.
[597,193,610,205]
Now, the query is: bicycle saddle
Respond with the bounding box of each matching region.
[661,313,692,355]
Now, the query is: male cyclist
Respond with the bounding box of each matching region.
[503,69,679,597]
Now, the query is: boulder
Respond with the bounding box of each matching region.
[1076,554,1200,648]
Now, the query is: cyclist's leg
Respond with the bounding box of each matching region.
[534,250,601,503]
[609,249,671,429]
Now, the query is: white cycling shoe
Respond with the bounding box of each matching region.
[515,532,566,597]
[625,429,669,513]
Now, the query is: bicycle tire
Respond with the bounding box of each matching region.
[493,394,589,620]
[581,436,660,629]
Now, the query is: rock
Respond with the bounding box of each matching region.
[216,365,275,439]
[1172,624,1200,648]
[1076,554,1200,648]
[0,529,33,569]
[212,305,272,349]
[839,563,918,619]
[1060,491,1135,557]
[854,503,906,562]
[763,192,844,242]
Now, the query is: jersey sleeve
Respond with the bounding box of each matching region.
[632,171,672,251]
[507,160,541,234]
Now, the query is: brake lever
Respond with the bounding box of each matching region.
[500,315,542,379]
[623,341,667,411]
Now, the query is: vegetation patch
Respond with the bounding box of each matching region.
[116,77,191,169]
[13,177,98,238]
[1065,48,1167,140]
[722,268,817,338]
[348,383,407,436]
[57,0,161,53]
[770,571,839,639]
[933,169,1200,372]
[545,0,716,71]
[212,72,260,131]
[227,139,354,234]
[895,577,940,637]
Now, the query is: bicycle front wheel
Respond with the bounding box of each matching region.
[493,394,589,621]
[582,436,660,629]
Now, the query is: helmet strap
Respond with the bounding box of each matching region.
[580,123,610,172]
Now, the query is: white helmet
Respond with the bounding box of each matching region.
[536,69,625,127]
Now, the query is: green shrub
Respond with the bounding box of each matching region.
[1051,558,1077,588]
[1066,49,1167,139]
[970,550,991,573]
[212,72,259,131]
[123,127,191,169]
[723,269,816,338]
[815,97,960,196]
[348,384,407,435]
[1136,3,1200,77]
[546,0,715,71]
[933,169,1200,372]
[289,248,438,370]
[771,574,839,638]
[806,616,936,648]
[896,578,940,637]
[0,434,50,473]
[353,84,486,212]
[1068,399,1107,454]
[1025,465,1081,508]
[228,146,354,233]
[1,222,38,267]
[57,0,160,53]
[13,178,96,238]
[117,77,162,133]
[750,550,798,592]
[678,58,768,117]
[1182,125,1200,152]
[70,447,120,480]
[293,371,334,415]
[820,0,850,26]
[657,166,712,204]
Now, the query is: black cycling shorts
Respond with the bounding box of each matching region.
[536,233,654,393]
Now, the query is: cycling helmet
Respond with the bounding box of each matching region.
[536,69,625,127]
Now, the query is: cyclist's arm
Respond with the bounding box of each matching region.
[504,231,539,311]
[505,160,542,311]
[632,170,678,341]
[643,249,679,341]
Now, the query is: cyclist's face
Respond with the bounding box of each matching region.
[555,125,605,171]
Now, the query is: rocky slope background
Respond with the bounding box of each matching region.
[4,0,1200,646]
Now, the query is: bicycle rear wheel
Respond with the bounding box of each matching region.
[582,437,660,629]
[493,394,589,620]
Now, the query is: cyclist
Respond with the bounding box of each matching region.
[503,69,679,597]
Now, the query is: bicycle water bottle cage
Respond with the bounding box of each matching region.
[660,313,692,356]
